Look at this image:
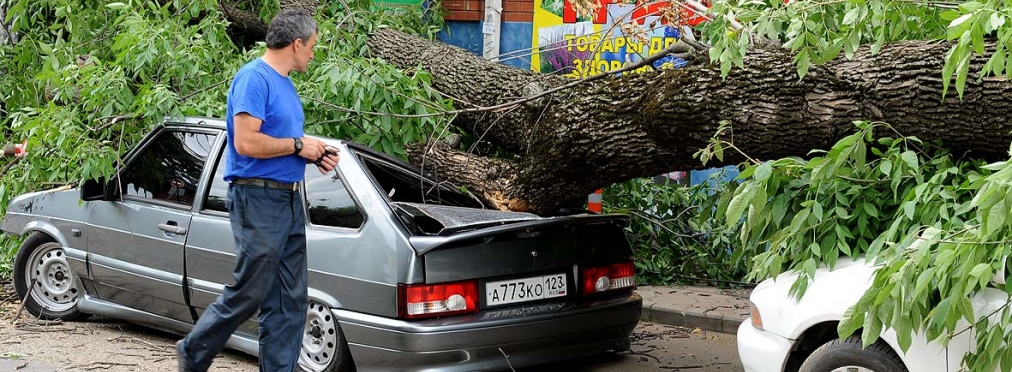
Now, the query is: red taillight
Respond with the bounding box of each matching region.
[398,280,479,319]
[582,261,636,295]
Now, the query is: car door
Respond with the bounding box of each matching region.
[184,146,261,335]
[86,126,219,323]
[185,149,369,334]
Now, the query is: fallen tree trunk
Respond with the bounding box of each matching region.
[365,29,1012,213]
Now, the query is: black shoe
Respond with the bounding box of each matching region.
[176,340,196,372]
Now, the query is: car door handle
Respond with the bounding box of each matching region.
[158,223,187,235]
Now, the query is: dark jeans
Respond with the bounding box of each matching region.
[179,183,308,372]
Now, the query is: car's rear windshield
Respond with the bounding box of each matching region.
[354,150,487,209]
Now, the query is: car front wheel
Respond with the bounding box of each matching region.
[13,233,88,321]
[298,301,354,372]
[799,336,908,372]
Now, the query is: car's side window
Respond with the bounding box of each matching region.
[203,150,229,213]
[304,165,365,229]
[119,130,216,207]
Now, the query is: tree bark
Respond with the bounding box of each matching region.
[217,0,321,49]
[362,28,1012,214]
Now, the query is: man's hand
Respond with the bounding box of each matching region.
[298,137,339,173]
[312,147,339,174]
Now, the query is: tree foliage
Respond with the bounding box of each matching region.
[711,122,1012,371]
[699,0,1005,98]
[4,0,1012,369]
[685,0,1012,369]
[0,0,454,275]
[604,175,747,285]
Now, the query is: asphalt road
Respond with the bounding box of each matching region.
[0,310,742,372]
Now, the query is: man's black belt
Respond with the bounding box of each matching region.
[231,177,300,191]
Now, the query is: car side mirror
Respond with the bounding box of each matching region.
[80,178,115,201]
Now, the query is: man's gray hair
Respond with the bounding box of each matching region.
[265,9,318,49]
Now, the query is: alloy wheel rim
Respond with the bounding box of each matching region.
[25,243,78,312]
[299,302,340,372]
[830,367,876,372]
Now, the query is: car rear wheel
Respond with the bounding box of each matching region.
[799,336,907,372]
[299,301,354,372]
[13,233,88,321]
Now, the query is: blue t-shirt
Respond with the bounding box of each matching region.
[224,58,305,183]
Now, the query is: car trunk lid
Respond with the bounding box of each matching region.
[409,212,633,283]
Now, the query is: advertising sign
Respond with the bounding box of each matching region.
[531,0,704,77]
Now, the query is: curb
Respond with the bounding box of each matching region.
[640,302,747,335]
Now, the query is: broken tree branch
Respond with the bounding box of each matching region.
[0,156,22,180]
[180,78,229,101]
[88,115,135,133]
[11,277,36,325]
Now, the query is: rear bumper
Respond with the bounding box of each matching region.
[737,320,793,372]
[337,292,642,372]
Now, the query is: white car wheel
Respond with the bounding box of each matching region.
[299,301,354,372]
[799,336,907,372]
[13,235,88,321]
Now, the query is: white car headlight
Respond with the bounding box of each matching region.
[749,300,764,330]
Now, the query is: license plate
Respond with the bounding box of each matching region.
[486,273,567,306]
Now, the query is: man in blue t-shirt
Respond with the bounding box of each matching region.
[176,8,338,372]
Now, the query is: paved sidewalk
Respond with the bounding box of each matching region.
[638,285,752,335]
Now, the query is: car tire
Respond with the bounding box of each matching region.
[298,301,355,372]
[12,233,89,321]
[799,336,908,372]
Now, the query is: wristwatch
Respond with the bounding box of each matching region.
[293,138,303,155]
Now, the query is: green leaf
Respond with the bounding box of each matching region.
[931,298,952,329]
[939,10,962,21]
[738,164,757,179]
[863,203,879,218]
[804,258,817,277]
[986,199,1007,237]
[808,242,821,257]
[895,317,912,352]
[902,202,915,220]
[973,23,986,55]
[949,13,975,38]
[106,2,129,10]
[970,263,991,280]
[754,161,773,182]
[1001,343,1012,372]
[991,13,1007,30]
[796,50,810,80]
[839,306,865,338]
[842,7,862,25]
[725,184,753,228]
[913,268,935,300]
[942,57,955,97]
[901,151,919,171]
[959,2,985,13]
[38,42,53,55]
[862,315,883,348]
[956,52,972,98]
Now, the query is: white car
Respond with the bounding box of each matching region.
[737,257,1009,372]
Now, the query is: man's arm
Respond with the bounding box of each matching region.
[233,112,327,160]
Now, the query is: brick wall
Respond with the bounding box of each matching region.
[502,0,534,22]
[442,0,534,22]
